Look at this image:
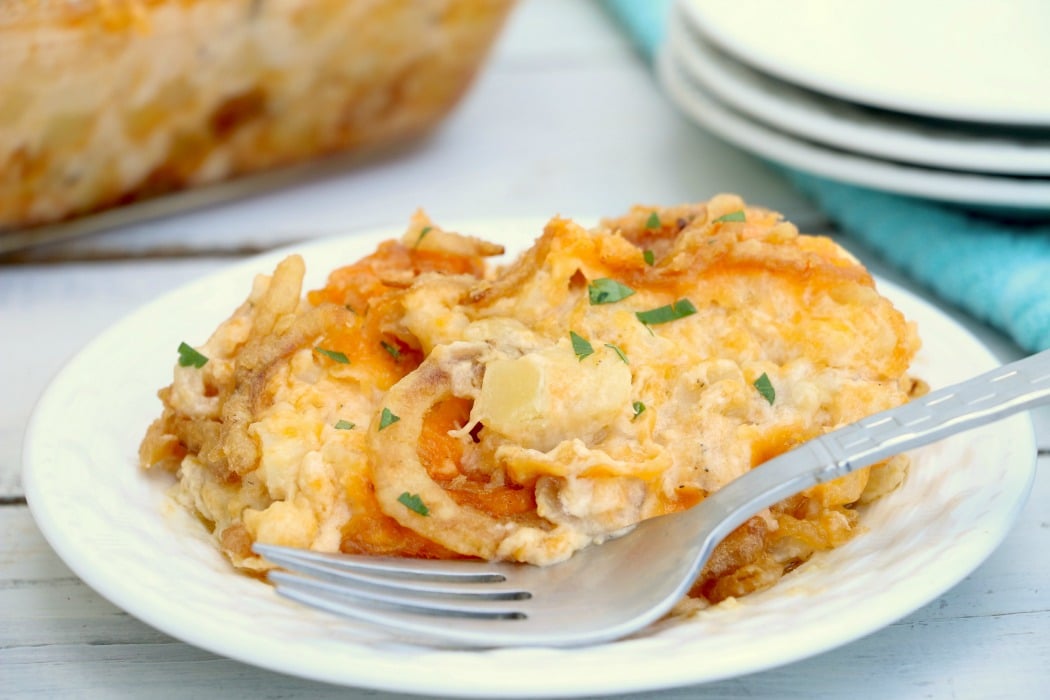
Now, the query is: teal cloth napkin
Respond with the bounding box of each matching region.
[602,0,1050,353]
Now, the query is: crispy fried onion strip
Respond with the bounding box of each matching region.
[369,342,590,564]
[217,305,351,477]
[208,256,351,478]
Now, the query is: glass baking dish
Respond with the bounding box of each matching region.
[0,0,515,250]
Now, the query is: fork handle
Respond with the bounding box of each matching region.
[692,348,1050,552]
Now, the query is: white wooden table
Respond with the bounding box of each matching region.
[3,2,1047,697]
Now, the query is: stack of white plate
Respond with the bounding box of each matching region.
[658,0,1050,212]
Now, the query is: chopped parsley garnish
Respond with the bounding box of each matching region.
[397,492,429,516]
[570,331,594,360]
[713,210,746,223]
[635,299,697,325]
[605,343,629,364]
[645,212,661,229]
[314,347,350,364]
[414,226,433,248]
[334,420,356,430]
[378,407,400,430]
[632,401,646,419]
[177,342,209,368]
[588,278,636,305]
[381,340,401,361]
[643,249,655,266]
[754,373,776,405]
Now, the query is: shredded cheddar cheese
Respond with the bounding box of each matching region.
[140,196,921,604]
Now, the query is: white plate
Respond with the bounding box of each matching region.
[24,222,1036,697]
[669,16,1050,176]
[680,0,1050,126]
[659,47,1050,212]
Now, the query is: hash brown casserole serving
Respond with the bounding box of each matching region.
[140,195,920,604]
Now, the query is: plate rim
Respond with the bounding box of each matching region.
[22,220,1038,696]
[658,47,1050,211]
[668,17,1050,176]
[679,0,1050,127]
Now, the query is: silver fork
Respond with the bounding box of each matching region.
[254,349,1050,648]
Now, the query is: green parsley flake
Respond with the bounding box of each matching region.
[605,343,629,364]
[713,210,746,223]
[570,331,594,360]
[334,420,356,430]
[588,278,636,305]
[643,249,655,266]
[645,212,661,229]
[378,407,400,430]
[397,492,430,516]
[314,347,350,364]
[632,401,646,419]
[635,298,697,325]
[754,373,776,405]
[381,340,401,361]
[177,342,209,368]
[414,226,433,248]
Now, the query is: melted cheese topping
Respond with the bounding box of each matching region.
[141,196,921,604]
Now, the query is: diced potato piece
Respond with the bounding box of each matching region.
[474,344,631,451]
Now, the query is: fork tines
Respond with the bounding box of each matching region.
[253,544,531,622]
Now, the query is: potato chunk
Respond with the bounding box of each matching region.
[473,344,632,451]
